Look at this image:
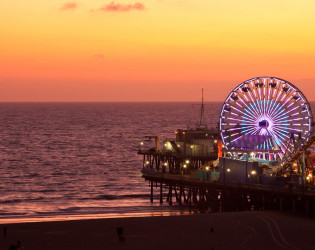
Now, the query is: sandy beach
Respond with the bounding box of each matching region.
[0,211,314,250]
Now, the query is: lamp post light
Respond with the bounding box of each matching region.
[163,162,168,172]
[182,163,187,175]
[139,141,144,152]
[190,145,195,157]
[251,170,257,184]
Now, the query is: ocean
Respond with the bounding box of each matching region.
[0,102,222,223]
[1,101,314,223]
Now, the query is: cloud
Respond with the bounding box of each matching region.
[94,54,105,59]
[99,2,145,12]
[60,2,78,11]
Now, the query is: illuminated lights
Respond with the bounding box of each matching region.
[205,166,209,171]
[227,168,231,172]
[183,164,187,168]
[251,170,256,175]
[281,95,286,101]
[185,160,190,164]
[140,142,144,145]
[219,77,313,160]
[288,102,294,108]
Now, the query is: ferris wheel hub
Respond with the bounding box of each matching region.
[259,120,269,128]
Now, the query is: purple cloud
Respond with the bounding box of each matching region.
[99,2,145,12]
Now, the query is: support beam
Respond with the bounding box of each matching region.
[169,185,172,205]
[160,182,163,204]
[150,181,153,202]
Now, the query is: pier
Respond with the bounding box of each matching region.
[143,171,315,216]
[138,77,315,217]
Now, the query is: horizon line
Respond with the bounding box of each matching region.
[0,101,226,103]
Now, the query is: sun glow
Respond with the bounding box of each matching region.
[1,1,315,101]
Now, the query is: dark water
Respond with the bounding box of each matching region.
[0,102,222,223]
[1,102,314,223]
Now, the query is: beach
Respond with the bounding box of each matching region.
[1,211,314,250]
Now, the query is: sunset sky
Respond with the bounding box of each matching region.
[1,0,315,102]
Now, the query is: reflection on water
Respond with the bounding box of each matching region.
[0,102,221,222]
[1,209,196,224]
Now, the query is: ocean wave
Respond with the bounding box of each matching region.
[58,207,83,212]
[0,197,44,204]
[0,212,27,216]
[92,195,118,200]
[89,193,151,201]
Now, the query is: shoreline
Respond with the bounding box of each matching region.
[0,209,194,225]
[1,211,314,250]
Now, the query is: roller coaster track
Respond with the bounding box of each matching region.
[275,131,315,176]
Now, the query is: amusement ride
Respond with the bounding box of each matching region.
[219,76,315,180]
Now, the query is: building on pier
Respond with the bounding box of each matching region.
[138,126,220,172]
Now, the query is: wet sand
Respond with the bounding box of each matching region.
[0,211,314,250]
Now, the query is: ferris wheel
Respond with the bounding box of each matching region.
[219,77,313,160]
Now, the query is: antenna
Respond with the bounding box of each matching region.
[199,88,206,128]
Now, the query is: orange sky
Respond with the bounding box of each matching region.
[1,0,315,102]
